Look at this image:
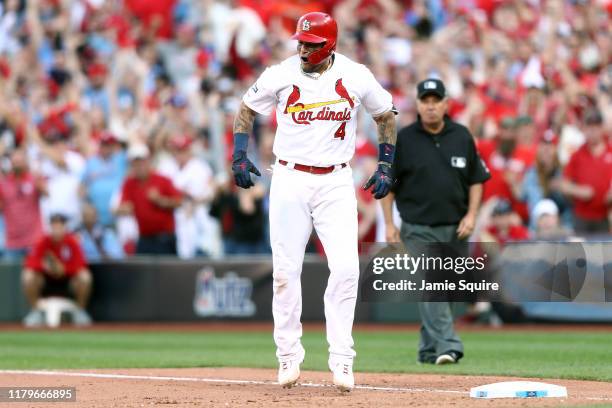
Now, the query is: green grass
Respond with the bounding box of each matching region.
[0,330,610,381]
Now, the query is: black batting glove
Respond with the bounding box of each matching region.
[363,163,393,199]
[232,151,261,189]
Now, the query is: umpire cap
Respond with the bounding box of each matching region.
[417,78,446,99]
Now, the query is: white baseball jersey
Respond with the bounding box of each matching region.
[243,53,394,166]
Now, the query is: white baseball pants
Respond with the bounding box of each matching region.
[269,162,359,369]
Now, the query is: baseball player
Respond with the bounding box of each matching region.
[232,12,397,391]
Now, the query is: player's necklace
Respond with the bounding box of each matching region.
[300,58,332,80]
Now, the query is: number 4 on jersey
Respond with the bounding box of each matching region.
[334,122,347,140]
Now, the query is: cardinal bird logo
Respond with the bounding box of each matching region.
[334,79,354,109]
[283,81,354,125]
[284,85,301,114]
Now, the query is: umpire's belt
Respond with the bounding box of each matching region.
[278,159,347,175]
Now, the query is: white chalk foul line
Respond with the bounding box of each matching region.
[0,370,465,395]
[2,370,610,401]
[0,370,270,386]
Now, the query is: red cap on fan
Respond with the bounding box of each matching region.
[291,12,337,65]
[99,131,119,145]
[87,63,108,78]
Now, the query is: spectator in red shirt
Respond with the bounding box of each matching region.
[483,199,530,245]
[561,110,612,235]
[478,116,535,220]
[0,149,46,260]
[117,144,182,255]
[22,213,92,328]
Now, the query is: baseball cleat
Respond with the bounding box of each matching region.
[435,352,459,365]
[73,308,93,327]
[332,363,354,392]
[278,360,300,388]
[23,309,44,328]
[417,355,436,365]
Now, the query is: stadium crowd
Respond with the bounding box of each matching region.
[0,0,610,263]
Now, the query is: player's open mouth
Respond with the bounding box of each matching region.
[301,57,309,62]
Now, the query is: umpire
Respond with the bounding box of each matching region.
[381,78,490,365]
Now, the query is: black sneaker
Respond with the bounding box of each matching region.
[435,351,460,365]
[417,355,436,364]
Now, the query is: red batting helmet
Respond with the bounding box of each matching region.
[291,12,337,65]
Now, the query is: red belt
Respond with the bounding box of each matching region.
[278,160,346,174]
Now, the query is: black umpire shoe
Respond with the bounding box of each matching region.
[417,355,436,365]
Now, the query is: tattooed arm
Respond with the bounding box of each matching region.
[363,110,397,199]
[233,102,257,134]
[372,110,397,149]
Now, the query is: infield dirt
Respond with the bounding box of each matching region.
[2,367,611,407]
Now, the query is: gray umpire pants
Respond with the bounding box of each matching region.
[400,222,464,363]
